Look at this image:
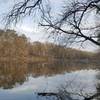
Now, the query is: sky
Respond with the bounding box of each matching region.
[0,0,63,42]
[0,0,99,52]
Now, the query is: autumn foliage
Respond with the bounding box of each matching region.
[0,29,97,62]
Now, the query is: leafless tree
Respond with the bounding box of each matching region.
[5,0,100,46]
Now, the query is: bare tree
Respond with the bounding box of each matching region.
[40,0,100,46]
[6,0,44,25]
[5,0,100,46]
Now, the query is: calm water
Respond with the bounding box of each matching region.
[0,61,100,100]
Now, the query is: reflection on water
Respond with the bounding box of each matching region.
[0,61,99,89]
[0,61,100,100]
[0,62,28,89]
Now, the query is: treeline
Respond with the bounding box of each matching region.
[0,29,97,62]
[29,42,94,60]
[0,29,29,61]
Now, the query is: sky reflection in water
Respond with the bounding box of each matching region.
[0,69,98,100]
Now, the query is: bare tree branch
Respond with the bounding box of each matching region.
[5,0,100,46]
[6,0,43,26]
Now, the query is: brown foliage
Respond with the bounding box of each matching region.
[0,29,97,62]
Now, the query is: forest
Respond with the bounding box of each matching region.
[0,29,99,63]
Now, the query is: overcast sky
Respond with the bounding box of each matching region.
[0,0,64,41]
[0,0,99,52]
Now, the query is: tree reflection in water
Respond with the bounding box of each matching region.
[0,61,99,89]
[0,61,100,100]
[37,70,100,100]
[0,62,28,89]
[95,72,100,100]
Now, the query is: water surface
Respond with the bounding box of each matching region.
[0,61,100,100]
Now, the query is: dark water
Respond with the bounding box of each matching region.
[0,61,100,100]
